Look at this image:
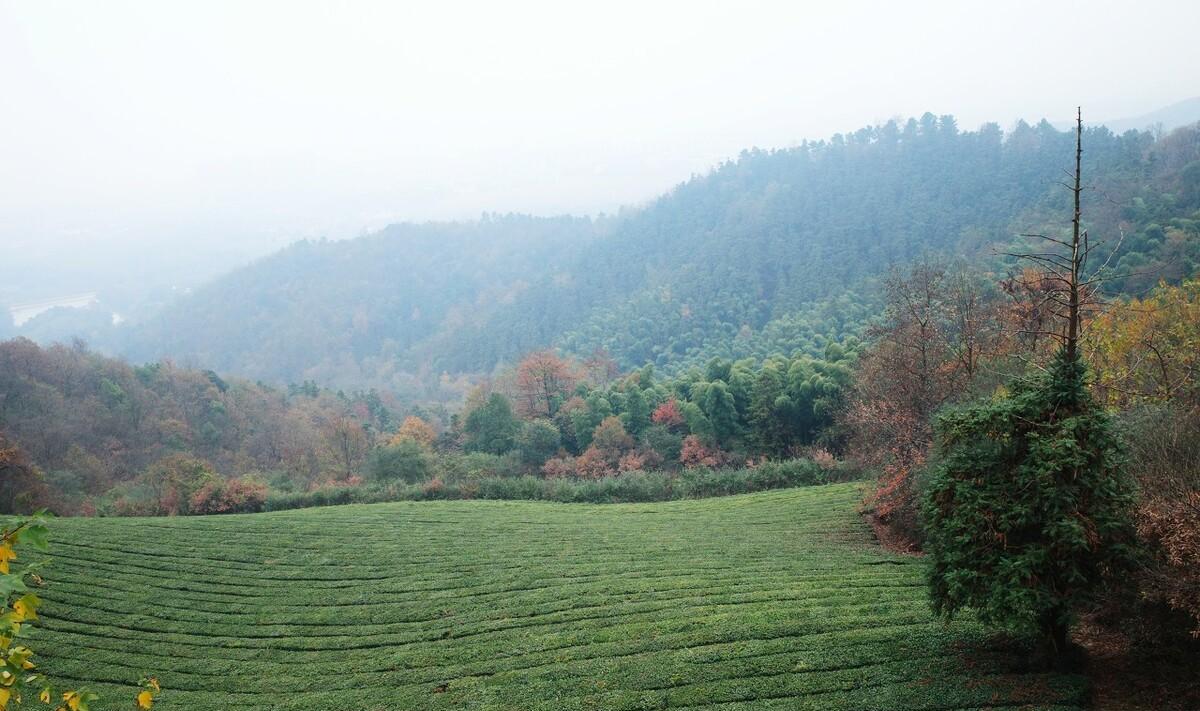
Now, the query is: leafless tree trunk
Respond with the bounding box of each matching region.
[1067,107,1083,361]
[1004,107,1110,359]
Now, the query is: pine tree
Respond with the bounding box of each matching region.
[924,109,1138,662]
[924,349,1137,658]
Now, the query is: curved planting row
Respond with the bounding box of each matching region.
[32,484,1087,709]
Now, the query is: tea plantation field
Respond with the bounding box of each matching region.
[32,484,1087,709]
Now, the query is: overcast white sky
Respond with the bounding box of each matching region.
[2,0,1198,297]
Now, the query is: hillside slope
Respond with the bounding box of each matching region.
[119,117,1200,389]
[0,338,403,513]
[34,485,1087,709]
[120,215,598,387]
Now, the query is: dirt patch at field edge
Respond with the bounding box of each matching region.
[1074,616,1200,711]
[863,511,923,556]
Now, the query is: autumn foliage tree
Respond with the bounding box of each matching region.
[846,259,1005,542]
[581,349,619,386]
[389,416,437,449]
[679,435,723,469]
[321,415,369,481]
[0,435,46,515]
[651,399,685,431]
[1088,277,1200,638]
[514,351,577,419]
[575,417,634,478]
[1085,276,1200,409]
[141,455,220,516]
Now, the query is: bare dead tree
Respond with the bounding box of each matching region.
[1067,107,1083,361]
[874,258,951,422]
[1001,107,1125,360]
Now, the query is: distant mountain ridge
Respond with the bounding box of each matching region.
[1049,97,1200,134]
[1100,96,1200,134]
[107,113,1200,396]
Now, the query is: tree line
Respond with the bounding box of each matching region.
[0,338,410,515]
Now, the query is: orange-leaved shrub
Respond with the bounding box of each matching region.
[679,435,724,469]
[1120,403,1200,640]
[1137,492,1200,637]
[187,478,268,515]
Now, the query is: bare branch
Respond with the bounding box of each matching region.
[1018,233,1074,249]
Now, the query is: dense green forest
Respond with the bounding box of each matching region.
[119,216,598,394]
[103,117,1200,392]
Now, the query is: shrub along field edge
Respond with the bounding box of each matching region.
[262,459,865,512]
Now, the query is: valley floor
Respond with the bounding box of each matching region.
[35,484,1087,709]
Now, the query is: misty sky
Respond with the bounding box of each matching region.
[2,0,1199,299]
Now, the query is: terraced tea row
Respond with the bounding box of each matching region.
[32,484,1087,709]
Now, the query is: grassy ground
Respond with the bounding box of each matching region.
[31,484,1088,709]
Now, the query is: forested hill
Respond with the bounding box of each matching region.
[120,115,1200,391]
[122,216,600,389]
